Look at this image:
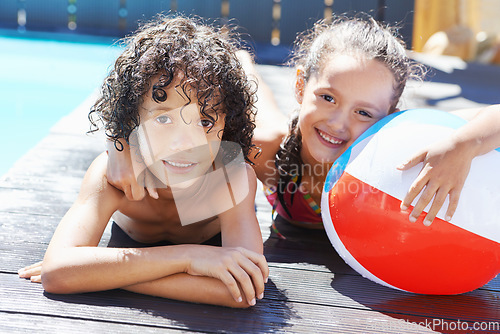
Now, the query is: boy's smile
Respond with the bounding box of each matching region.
[134,77,225,188]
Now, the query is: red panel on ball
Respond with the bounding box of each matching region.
[327,172,500,294]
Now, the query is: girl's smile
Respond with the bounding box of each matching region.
[297,54,395,167]
[316,128,345,146]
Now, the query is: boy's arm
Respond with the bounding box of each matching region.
[124,267,260,308]
[216,164,269,305]
[398,104,500,225]
[37,153,267,307]
[41,152,187,292]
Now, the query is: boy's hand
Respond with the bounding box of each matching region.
[397,137,473,226]
[185,246,268,306]
[18,261,43,283]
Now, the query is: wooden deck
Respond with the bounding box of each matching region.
[1,60,500,333]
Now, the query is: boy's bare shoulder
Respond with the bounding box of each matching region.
[77,152,125,205]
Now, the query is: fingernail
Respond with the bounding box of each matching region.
[445,215,452,221]
[409,216,417,223]
[258,293,264,299]
[237,296,242,303]
[423,219,432,226]
[400,204,408,211]
[249,298,256,306]
[18,270,25,277]
[397,161,408,169]
[265,277,268,283]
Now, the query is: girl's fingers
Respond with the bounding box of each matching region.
[400,174,427,212]
[409,183,437,223]
[144,171,159,199]
[445,190,461,222]
[130,181,146,201]
[397,151,425,171]
[422,188,449,226]
[122,184,133,201]
[146,186,159,200]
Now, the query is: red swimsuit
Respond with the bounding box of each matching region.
[264,175,322,238]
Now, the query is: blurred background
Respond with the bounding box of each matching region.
[0,0,499,176]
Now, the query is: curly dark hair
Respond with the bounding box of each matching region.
[275,14,425,219]
[89,14,256,162]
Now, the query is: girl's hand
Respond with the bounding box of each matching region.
[18,261,43,283]
[185,246,269,306]
[397,136,474,226]
[106,140,159,201]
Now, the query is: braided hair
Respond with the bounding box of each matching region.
[275,14,424,218]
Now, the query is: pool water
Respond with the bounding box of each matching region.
[0,32,122,177]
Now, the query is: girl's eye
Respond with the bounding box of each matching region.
[199,119,214,128]
[356,110,372,118]
[156,115,172,124]
[321,94,335,103]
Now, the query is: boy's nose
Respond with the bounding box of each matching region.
[169,126,209,152]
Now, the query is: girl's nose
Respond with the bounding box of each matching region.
[326,108,349,134]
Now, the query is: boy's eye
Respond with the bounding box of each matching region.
[321,94,335,103]
[199,119,214,128]
[156,115,172,124]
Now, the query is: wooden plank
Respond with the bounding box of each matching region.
[1,273,435,333]
[264,267,500,323]
[6,251,500,327]
[0,312,186,333]
[0,187,75,217]
[0,211,112,273]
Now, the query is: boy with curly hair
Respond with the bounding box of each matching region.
[18,15,268,308]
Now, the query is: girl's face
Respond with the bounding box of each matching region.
[135,76,225,188]
[296,54,395,167]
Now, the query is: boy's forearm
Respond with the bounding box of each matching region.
[41,244,192,294]
[123,273,252,308]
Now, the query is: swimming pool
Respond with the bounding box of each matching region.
[0,31,122,177]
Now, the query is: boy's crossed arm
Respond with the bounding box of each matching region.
[19,153,268,308]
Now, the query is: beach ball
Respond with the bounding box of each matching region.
[321,109,500,294]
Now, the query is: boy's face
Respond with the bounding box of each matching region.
[134,75,225,188]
